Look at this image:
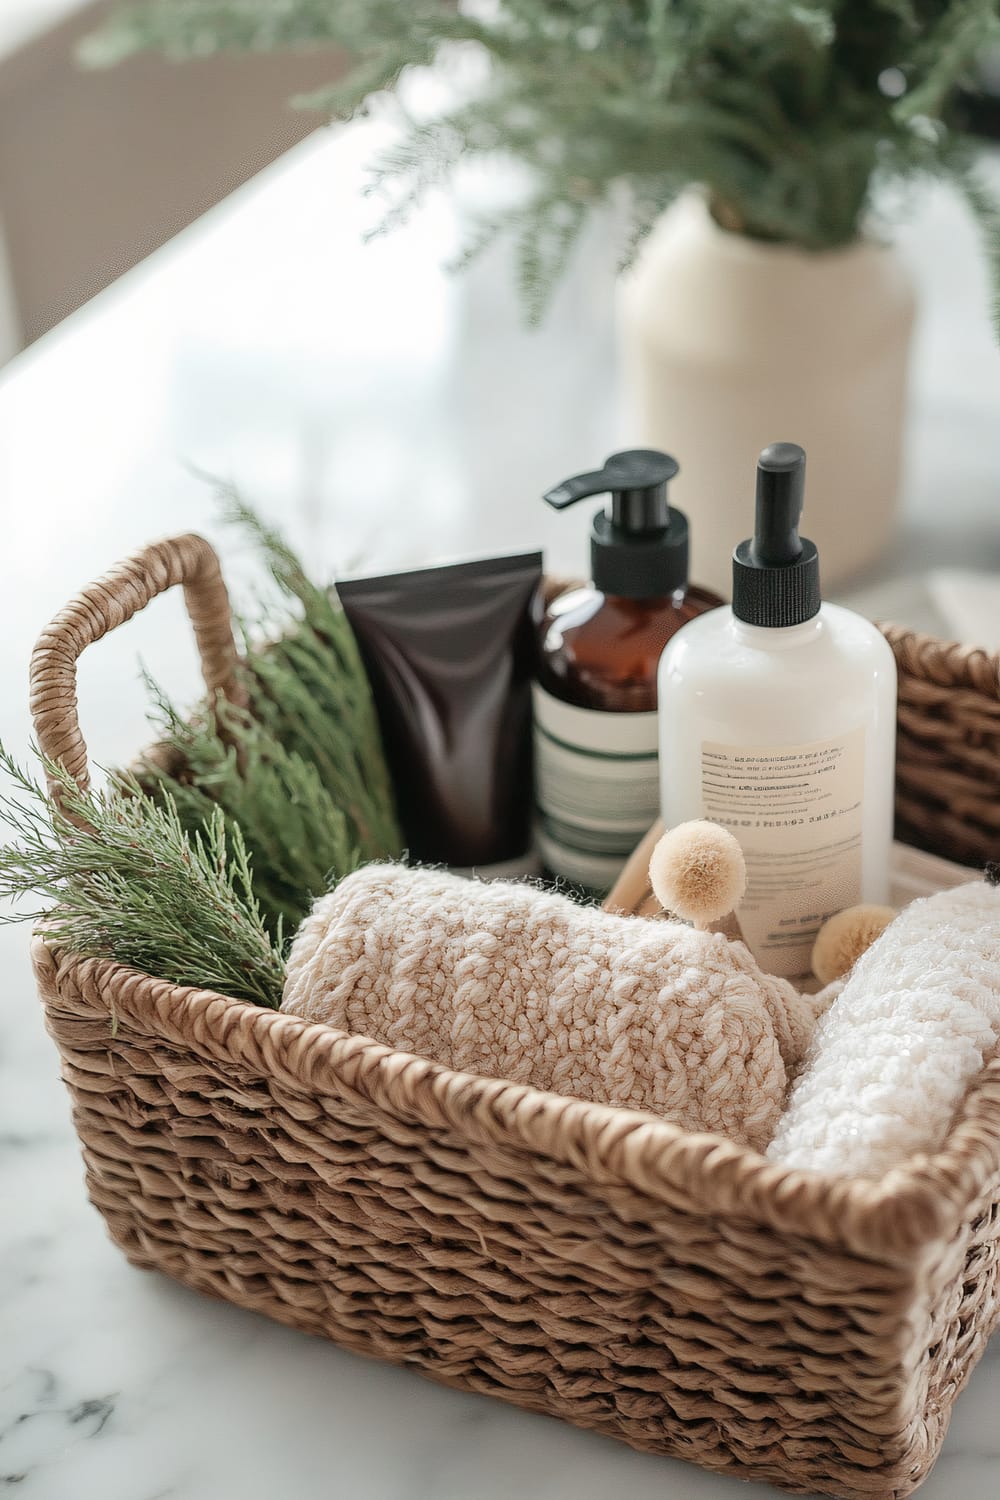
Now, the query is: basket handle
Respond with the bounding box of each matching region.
[29,533,245,819]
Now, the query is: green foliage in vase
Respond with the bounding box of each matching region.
[82,0,1000,316]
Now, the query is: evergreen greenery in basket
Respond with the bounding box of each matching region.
[0,503,402,1009]
[82,0,1000,318]
[0,750,287,1009]
[137,494,402,936]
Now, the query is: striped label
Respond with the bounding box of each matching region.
[533,685,659,892]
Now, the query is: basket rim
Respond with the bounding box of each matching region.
[33,933,1000,1266]
[880,620,1000,697]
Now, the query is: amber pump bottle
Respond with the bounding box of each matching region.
[535,448,723,894]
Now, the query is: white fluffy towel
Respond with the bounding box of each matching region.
[768,880,1000,1176]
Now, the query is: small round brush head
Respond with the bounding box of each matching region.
[811,904,897,984]
[649,821,746,928]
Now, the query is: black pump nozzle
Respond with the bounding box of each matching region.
[753,442,806,565]
[544,450,677,530]
[733,442,820,627]
[543,449,688,599]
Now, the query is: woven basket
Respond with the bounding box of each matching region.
[29,535,1000,1500]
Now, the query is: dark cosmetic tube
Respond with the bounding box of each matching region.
[338,553,543,869]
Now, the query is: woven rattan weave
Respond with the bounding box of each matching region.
[29,536,1000,1499]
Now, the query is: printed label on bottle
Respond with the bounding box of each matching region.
[533,684,659,892]
[701,730,865,977]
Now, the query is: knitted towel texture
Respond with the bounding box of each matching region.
[282,864,826,1152]
[768,880,1000,1176]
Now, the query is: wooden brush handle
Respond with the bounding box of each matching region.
[604,819,665,915]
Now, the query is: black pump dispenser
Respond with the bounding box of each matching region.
[732,443,820,627]
[543,448,688,598]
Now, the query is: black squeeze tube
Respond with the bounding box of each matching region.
[338,553,544,868]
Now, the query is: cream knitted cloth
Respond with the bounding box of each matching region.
[282,864,827,1152]
[768,880,1000,1176]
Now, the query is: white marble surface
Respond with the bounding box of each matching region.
[3,111,1000,1499]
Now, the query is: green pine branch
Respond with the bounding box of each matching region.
[136,680,364,934]
[134,492,402,936]
[1,497,402,1006]
[0,748,285,1008]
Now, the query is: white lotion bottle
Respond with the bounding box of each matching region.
[658,443,897,978]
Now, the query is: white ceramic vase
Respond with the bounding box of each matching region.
[618,195,916,596]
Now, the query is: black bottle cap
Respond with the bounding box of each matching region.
[543,448,687,598]
[732,443,821,627]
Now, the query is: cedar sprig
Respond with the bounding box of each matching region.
[0,746,285,1008]
[137,677,365,934]
[134,492,402,935]
[1,500,400,1002]
[220,489,400,858]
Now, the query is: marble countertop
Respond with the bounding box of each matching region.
[3,108,1000,1499]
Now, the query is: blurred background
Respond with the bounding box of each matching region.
[2,0,1000,748]
[0,0,348,350]
[2,2,999,357]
